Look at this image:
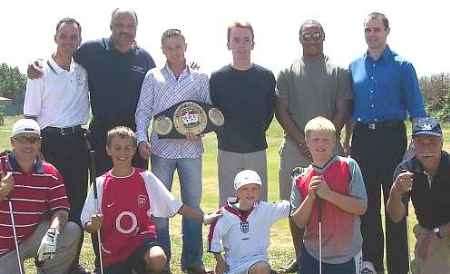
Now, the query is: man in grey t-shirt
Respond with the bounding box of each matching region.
[275,20,352,272]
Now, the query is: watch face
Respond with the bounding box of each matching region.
[433,227,442,238]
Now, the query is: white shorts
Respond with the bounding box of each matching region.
[227,259,269,274]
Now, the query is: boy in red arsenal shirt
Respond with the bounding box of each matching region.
[81,126,217,274]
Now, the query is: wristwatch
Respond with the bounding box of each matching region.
[433,227,443,239]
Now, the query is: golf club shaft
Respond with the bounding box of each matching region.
[85,132,104,274]
[318,198,322,274]
[9,200,24,274]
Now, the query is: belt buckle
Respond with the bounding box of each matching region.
[368,123,376,130]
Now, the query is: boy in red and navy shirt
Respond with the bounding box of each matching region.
[291,116,367,274]
[81,126,215,274]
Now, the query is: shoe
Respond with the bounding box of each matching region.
[361,261,376,274]
[279,259,298,273]
[186,265,214,274]
[69,264,90,274]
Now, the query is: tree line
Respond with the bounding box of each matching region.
[0,62,449,120]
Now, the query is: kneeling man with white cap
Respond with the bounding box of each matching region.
[0,119,81,274]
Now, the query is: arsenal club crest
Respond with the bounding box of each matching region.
[240,221,249,233]
[137,195,147,208]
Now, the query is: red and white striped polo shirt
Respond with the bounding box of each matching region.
[0,154,70,256]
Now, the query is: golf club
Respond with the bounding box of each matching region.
[317,174,324,274]
[1,157,24,274]
[85,131,104,274]
[8,198,24,274]
[318,196,322,274]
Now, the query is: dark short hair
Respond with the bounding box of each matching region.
[227,21,254,43]
[366,12,390,30]
[161,28,185,45]
[111,8,138,26]
[56,17,81,34]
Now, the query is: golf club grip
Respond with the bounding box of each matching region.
[0,157,12,201]
[317,198,322,222]
[84,130,99,199]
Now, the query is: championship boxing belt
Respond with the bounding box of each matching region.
[152,100,224,139]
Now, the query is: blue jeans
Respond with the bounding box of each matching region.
[150,154,203,270]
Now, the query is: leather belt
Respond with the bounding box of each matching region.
[356,120,403,130]
[42,125,83,136]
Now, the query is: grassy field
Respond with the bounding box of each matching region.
[1,115,449,273]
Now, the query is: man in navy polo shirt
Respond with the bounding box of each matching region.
[74,8,155,176]
[28,8,156,176]
[349,12,426,274]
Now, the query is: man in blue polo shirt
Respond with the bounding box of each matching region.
[349,12,426,274]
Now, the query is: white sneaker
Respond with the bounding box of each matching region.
[360,261,376,274]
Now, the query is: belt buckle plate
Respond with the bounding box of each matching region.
[368,123,376,130]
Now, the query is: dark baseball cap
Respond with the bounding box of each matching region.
[412,117,442,137]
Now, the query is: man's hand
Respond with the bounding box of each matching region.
[0,171,14,200]
[297,141,312,161]
[342,141,351,156]
[214,255,228,274]
[88,213,103,232]
[392,171,414,195]
[189,61,200,71]
[416,231,438,260]
[37,228,59,262]
[185,133,203,141]
[27,60,44,79]
[138,141,151,160]
[202,212,222,225]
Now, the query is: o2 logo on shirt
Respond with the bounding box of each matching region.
[115,211,138,234]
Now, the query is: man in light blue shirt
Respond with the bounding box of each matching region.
[349,12,426,274]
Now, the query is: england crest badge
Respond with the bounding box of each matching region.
[240,221,249,233]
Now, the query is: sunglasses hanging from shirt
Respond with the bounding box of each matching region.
[153,100,224,139]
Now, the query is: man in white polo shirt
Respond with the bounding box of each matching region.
[23,17,90,274]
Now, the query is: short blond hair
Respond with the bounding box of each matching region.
[304,116,336,139]
[106,126,137,147]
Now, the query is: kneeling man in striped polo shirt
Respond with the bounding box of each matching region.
[0,119,81,274]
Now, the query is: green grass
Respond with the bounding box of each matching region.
[1,116,449,273]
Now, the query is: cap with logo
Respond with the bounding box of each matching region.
[234,170,262,191]
[412,117,442,137]
[11,119,41,137]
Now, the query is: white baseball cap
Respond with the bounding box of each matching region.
[234,170,262,191]
[11,119,41,137]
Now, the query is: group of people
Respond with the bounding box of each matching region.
[0,7,448,274]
